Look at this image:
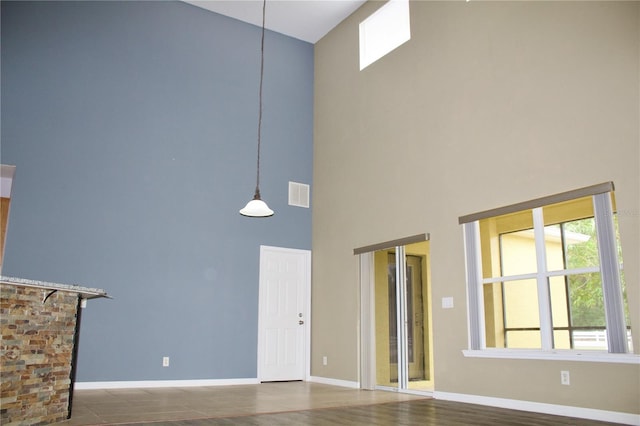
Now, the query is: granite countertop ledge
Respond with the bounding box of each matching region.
[0,275,110,299]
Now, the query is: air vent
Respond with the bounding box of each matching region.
[288,182,310,208]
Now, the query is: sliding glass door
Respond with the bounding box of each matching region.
[374,241,432,392]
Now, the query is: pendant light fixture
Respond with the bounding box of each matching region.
[240,0,274,217]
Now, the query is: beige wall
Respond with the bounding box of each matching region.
[312,0,639,415]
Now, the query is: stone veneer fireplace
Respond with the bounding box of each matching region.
[0,276,108,425]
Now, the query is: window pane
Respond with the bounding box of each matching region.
[542,195,594,225]
[483,282,504,348]
[500,230,537,276]
[554,330,571,349]
[484,279,541,349]
[572,330,608,350]
[550,272,608,350]
[549,276,569,328]
[480,210,533,279]
[563,218,599,269]
[549,275,571,350]
[506,331,541,349]
[544,224,564,271]
[504,279,539,328]
[568,272,605,328]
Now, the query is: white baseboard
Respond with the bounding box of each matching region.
[74,378,260,390]
[435,391,640,426]
[308,375,360,389]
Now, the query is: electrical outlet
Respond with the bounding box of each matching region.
[560,370,570,385]
[163,356,170,367]
[322,356,328,366]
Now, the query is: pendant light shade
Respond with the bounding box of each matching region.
[240,0,274,218]
[240,189,274,217]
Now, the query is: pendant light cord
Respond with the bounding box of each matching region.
[254,0,267,199]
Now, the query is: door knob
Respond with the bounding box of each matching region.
[299,320,304,325]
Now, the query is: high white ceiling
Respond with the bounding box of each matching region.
[183,0,367,44]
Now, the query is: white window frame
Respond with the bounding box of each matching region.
[460,183,639,364]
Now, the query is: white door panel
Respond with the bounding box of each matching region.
[258,246,310,382]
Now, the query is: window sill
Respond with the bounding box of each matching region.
[462,349,640,364]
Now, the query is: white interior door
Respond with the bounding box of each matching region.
[258,246,310,382]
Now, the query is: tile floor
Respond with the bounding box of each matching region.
[63,382,425,425]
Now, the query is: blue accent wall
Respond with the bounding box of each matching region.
[1,1,313,381]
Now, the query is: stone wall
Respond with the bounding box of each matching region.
[1,284,79,425]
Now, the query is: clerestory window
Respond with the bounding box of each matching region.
[460,183,633,356]
[359,0,411,70]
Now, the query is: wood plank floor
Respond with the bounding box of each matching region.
[153,399,622,426]
[63,382,622,426]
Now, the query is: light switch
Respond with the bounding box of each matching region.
[442,297,454,309]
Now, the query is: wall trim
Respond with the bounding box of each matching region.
[434,391,639,426]
[308,376,360,389]
[74,378,260,390]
